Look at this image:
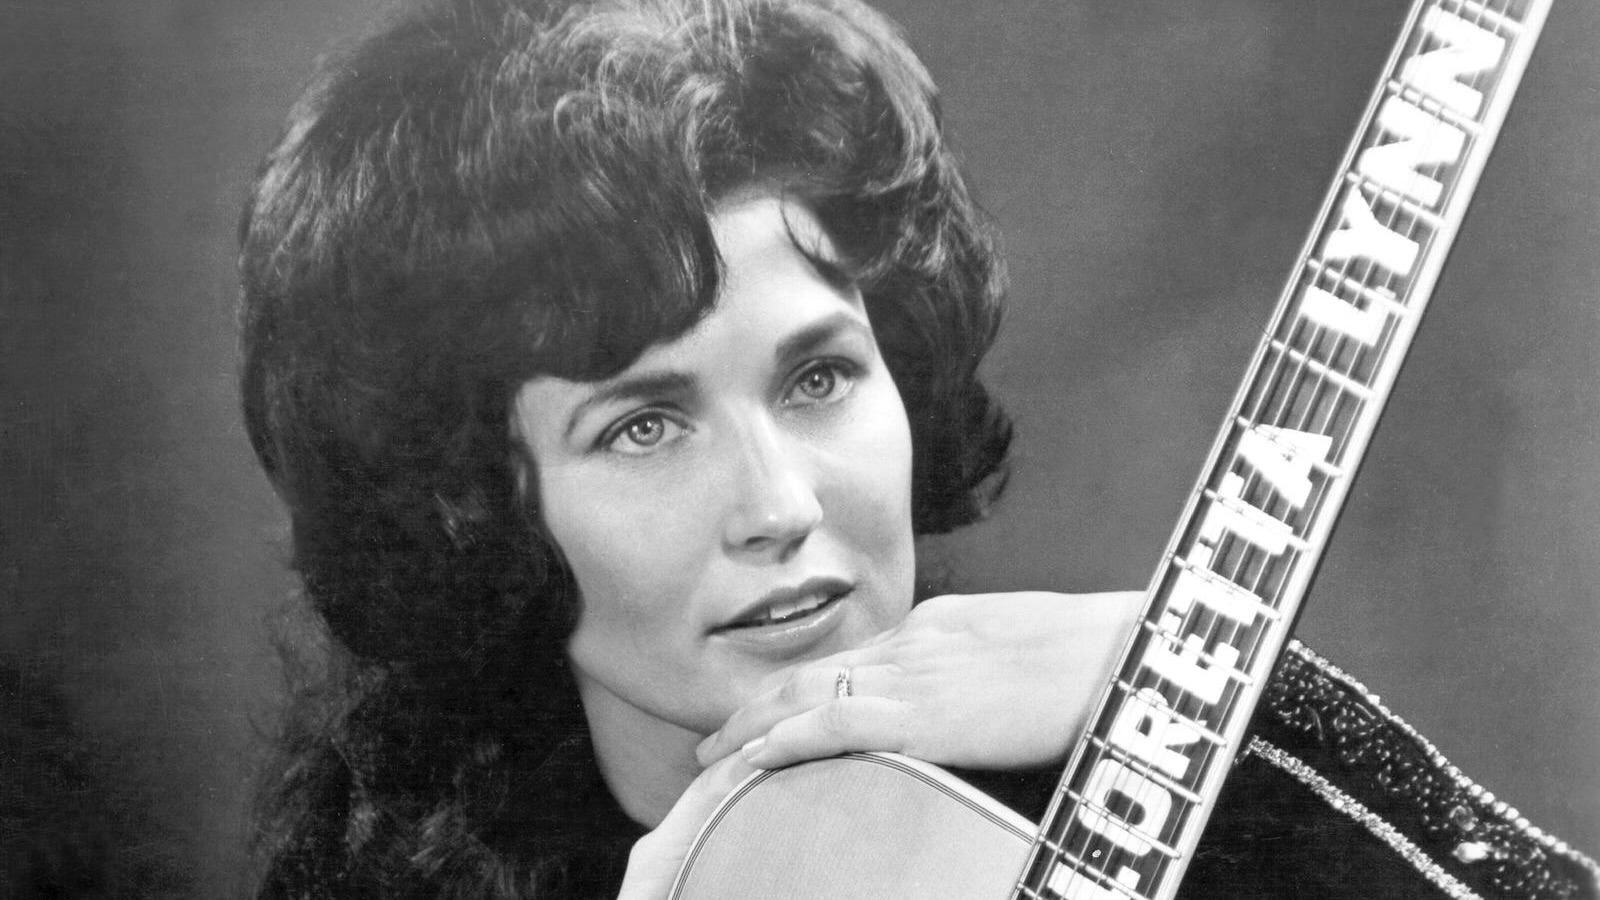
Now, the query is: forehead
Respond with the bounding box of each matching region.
[513,195,867,441]
[687,193,855,331]
[712,191,841,275]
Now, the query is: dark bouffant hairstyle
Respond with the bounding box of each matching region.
[239,0,1011,895]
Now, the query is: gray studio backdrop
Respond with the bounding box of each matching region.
[3,0,1596,896]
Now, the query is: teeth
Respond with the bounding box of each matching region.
[760,593,829,624]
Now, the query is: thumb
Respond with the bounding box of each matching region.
[617,754,759,900]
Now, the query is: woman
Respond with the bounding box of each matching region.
[239,0,1597,898]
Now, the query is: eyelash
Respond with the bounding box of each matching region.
[601,409,685,454]
[596,358,863,454]
[783,358,859,406]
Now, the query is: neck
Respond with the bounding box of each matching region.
[576,674,704,828]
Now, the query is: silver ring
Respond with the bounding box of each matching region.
[834,667,853,699]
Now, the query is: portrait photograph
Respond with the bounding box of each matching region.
[2,0,1596,897]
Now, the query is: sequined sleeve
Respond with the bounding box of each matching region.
[1193,640,1600,900]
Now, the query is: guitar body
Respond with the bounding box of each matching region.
[669,753,1034,900]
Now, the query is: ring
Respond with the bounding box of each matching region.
[834,667,853,699]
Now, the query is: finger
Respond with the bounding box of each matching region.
[617,753,758,900]
[696,660,883,766]
[740,695,911,769]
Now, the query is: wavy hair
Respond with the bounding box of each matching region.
[240,0,1012,895]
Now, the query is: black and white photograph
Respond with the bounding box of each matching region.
[3,0,1596,897]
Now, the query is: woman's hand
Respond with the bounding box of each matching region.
[616,752,759,900]
[619,591,1141,899]
[695,590,1144,772]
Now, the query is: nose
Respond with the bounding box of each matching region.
[722,414,823,554]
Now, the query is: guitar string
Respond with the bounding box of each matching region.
[1026,3,1528,896]
[1232,0,1514,613]
[1132,3,1437,878]
[1229,0,1526,884]
[1213,0,1512,861]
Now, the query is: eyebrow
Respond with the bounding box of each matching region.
[562,371,697,441]
[774,310,874,365]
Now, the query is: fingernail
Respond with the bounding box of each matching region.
[740,736,767,766]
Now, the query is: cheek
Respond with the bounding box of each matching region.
[831,380,917,568]
[536,465,689,633]
[864,388,918,621]
[859,380,915,507]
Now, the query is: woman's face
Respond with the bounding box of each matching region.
[514,194,915,751]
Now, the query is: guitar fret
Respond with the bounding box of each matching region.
[1034,837,1165,899]
[1085,736,1207,805]
[1138,619,1260,689]
[1301,258,1411,317]
[1342,171,1447,227]
[1043,845,1158,900]
[1197,490,1313,554]
[1438,0,1526,34]
[1266,339,1375,402]
[1110,679,1231,747]
[1170,556,1286,623]
[1231,416,1347,479]
[1193,553,1292,630]
[1385,80,1489,133]
[1058,792,1184,859]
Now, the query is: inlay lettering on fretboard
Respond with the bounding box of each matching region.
[1014,2,1549,899]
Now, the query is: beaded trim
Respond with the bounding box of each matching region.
[1263,641,1600,900]
[1246,736,1486,900]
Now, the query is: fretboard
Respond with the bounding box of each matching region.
[1014,2,1551,899]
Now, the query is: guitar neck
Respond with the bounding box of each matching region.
[1015,2,1552,899]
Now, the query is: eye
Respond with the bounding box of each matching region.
[602,411,685,455]
[624,416,666,446]
[785,360,857,406]
[796,366,837,400]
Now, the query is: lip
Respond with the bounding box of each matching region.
[710,576,855,656]
[719,576,854,629]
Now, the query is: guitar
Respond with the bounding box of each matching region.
[671,1,1560,898]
